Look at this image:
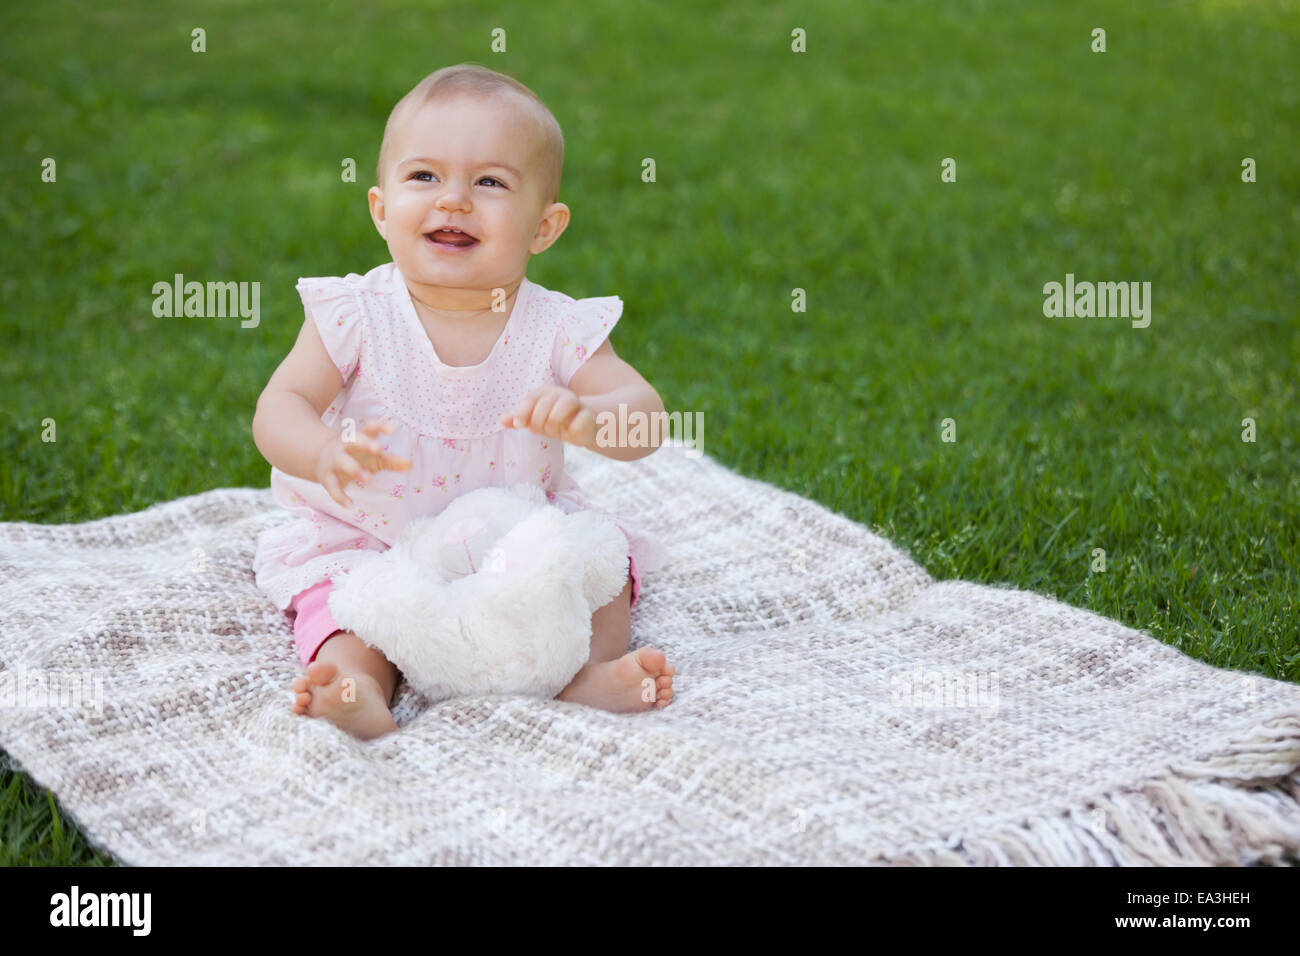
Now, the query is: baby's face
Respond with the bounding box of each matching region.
[368,94,567,296]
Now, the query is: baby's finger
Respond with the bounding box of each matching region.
[527,392,560,432]
[344,437,387,472]
[564,408,596,441]
[358,438,385,460]
[356,429,384,455]
[504,397,533,427]
[511,388,547,425]
[333,458,362,490]
[546,395,580,433]
[325,474,352,509]
[360,447,406,473]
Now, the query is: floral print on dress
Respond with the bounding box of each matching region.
[253,262,667,616]
[355,508,390,533]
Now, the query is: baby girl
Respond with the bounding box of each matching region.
[251,63,674,739]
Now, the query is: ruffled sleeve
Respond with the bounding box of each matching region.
[551,295,622,388]
[297,276,363,387]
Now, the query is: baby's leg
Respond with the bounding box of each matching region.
[291,631,399,739]
[556,572,676,712]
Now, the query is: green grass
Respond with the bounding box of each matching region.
[1,0,1297,865]
[0,753,115,865]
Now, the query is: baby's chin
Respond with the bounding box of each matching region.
[396,246,523,291]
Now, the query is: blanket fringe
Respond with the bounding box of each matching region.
[887,713,1300,866]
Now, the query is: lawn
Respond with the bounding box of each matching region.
[1,0,1296,865]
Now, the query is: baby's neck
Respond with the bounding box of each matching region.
[407,279,522,325]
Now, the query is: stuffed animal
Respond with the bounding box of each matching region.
[326,483,631,702]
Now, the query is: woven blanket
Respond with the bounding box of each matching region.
[1,442,1298,866]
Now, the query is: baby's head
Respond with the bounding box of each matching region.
[368,64,569,293]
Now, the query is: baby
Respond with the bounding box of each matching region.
[251,64,674,739]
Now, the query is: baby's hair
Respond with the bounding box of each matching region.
[376,63,564,209]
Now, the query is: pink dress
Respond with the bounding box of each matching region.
[252,260,668,662]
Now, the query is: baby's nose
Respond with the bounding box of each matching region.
[437,189,471,209]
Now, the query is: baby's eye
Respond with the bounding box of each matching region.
[405,171,504,187]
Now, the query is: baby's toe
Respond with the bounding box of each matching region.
[292,675,308,693]
[306,659,338,687]
[633,646,666,674]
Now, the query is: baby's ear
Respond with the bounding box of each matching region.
[530,201,570,255]
[367,186,388,239]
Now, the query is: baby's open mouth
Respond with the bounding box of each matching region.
[426,228,479,249]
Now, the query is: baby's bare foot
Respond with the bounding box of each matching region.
[291,659,397,740]
[557,646,676,712]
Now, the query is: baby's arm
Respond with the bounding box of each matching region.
[566,339,665,461]
[252,316,347,481]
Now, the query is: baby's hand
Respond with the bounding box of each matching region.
[500,386,597,448]
[315,419,412,509]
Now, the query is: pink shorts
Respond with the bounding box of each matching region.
[289,554,642,667]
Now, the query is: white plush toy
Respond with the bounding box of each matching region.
[326,483,631,702]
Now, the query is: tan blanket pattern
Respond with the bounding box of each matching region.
[1,443,1297,865]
